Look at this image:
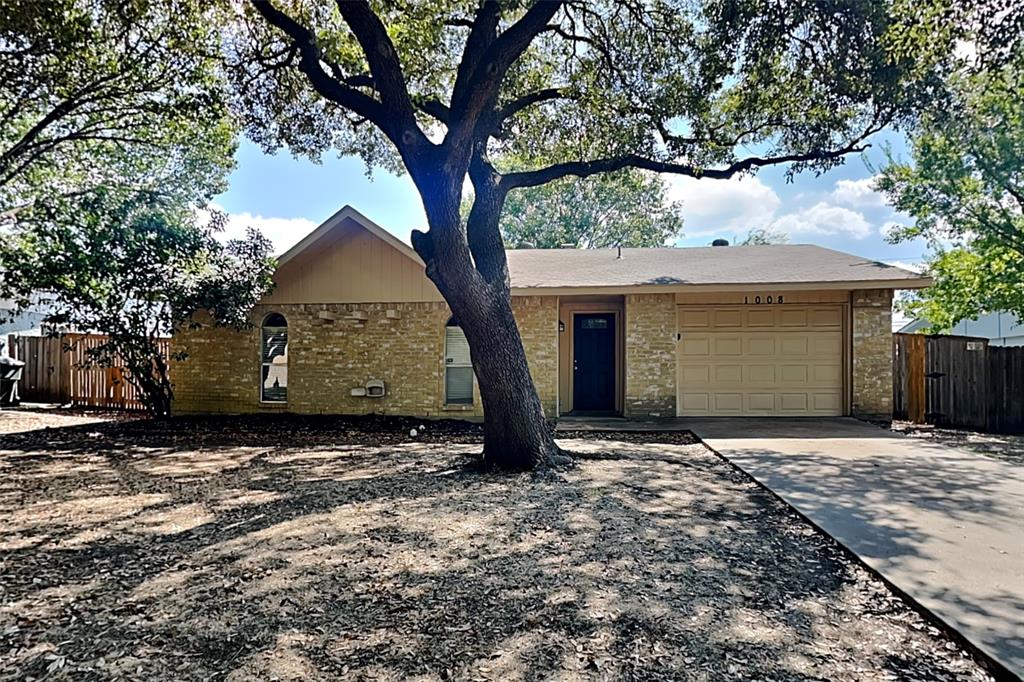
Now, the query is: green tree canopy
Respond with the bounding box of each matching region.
[0,0,277,416]
[877,62,1024,329]
[0,0,233,210]
[492,168,682,249]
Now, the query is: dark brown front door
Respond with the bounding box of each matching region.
[573,313,616,412]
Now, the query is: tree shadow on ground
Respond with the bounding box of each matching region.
[0,417,995,681]
[701,422,1024,679]
[890,420,1024,467]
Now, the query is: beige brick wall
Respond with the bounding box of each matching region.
[174,289,895,422]
[513,296,559,417]
[170,311,263,414]
[171,297,558,418]
[624,293,677,418]
[852,289,894,419]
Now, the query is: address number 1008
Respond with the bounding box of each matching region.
[743,295,784,304]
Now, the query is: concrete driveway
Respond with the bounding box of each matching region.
[684,417,1024,680]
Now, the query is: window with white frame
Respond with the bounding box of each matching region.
[444,318,473,405]
[261,313,288,402]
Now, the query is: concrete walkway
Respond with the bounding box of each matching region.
[683,417,1024,680]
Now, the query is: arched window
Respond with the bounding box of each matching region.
[444,317,473,405]
[261,313,288,402]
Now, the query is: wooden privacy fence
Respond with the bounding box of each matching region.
[893,332,1024,434]
[6,333,170,411]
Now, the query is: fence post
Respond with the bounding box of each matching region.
[907,334,926,423]
[110,366,124,409]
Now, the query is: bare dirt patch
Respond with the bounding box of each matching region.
[0,416,993,681]
[891,420,1024,466]
[0,405,140,435]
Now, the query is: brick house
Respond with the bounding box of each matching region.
[171,206,929,420]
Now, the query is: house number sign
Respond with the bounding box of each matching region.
[743,295,785,304]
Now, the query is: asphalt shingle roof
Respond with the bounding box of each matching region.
[506,244,927,289]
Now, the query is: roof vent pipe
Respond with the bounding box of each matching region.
[616,245,622,259]
[712,238,729,246]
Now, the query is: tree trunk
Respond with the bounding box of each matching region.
[455,284,561,470]
[135,372,171,419]
[413,229,561,470]
[128,352,173,420]
[410,156,562,471]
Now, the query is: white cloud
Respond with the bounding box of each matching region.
[664,175,782,236]
[879,220,906,241]
[223,211,317,255]
[884,260,924,273]
[830,176,889,209]
[772,202,873,239]
[200,204,317,255]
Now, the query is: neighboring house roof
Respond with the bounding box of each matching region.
[0,295,54,337]
[899,311,1024,340]
[898,318,929,334]
[274,205,931,296]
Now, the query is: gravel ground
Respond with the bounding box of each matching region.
[891,420,1024,466]
[0,413,994,681]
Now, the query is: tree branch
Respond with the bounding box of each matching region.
[542,21,615,72]
[332,0,427,148]
[466,148,510,289]
[473,0,566,98]
[495,88,567,123]
[447,1,566,151]
[502,142,872,190]
[0,70,124,177]
[451,0,502,104]
[414,97,451,124]
[249,0,389,135]
[339,72,374,89]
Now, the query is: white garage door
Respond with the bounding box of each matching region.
[677,305,844,416]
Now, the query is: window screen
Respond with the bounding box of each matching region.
[261,313,288,402]
[444,322,473,404]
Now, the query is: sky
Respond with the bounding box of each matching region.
[214,130,930,329]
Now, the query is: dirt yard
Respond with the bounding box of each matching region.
[0,410,994,681]
[0,404,139,435]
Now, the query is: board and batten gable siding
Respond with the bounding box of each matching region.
[266,216,443,304]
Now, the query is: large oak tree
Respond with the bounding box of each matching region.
[229,0,943,470]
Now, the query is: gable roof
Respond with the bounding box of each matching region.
[277,205,422,267]
[506,245,930,291]
[275,208,931,293]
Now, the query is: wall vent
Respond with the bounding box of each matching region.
[365,379,386,397]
